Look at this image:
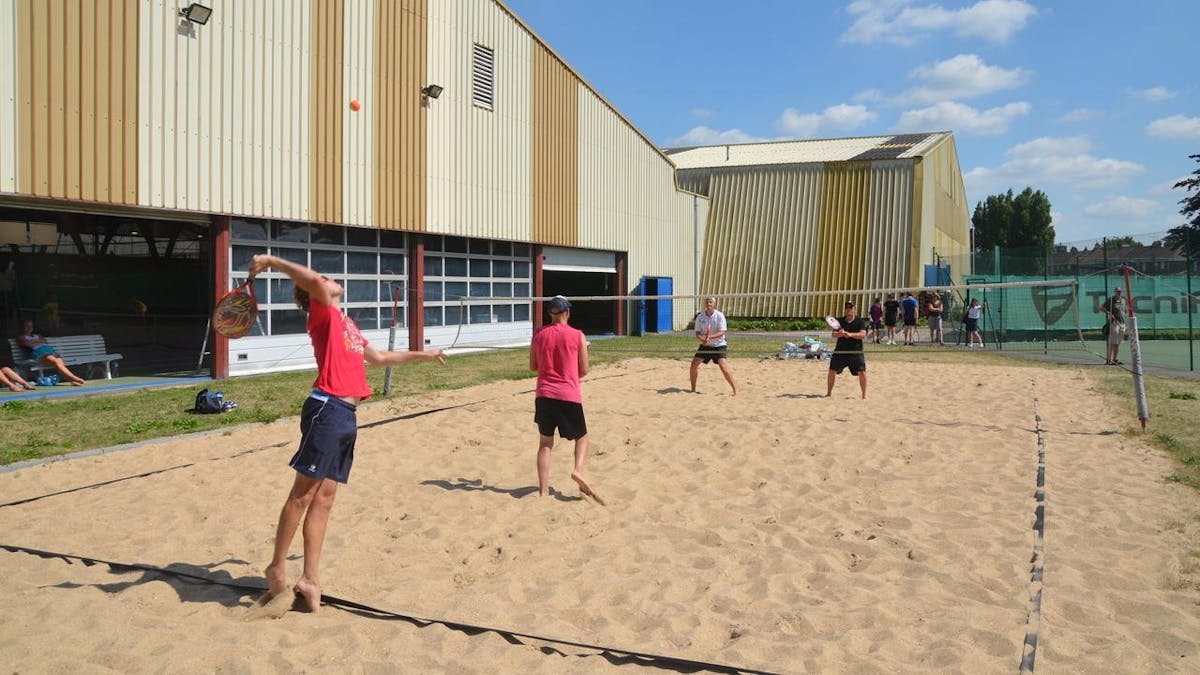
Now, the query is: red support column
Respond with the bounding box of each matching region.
[615,252,626,336]
[211,216,230,379]
[408,236,425,352]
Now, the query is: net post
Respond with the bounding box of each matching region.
[1122,264,1150,430]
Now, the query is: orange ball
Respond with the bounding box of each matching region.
[349,99,361,112]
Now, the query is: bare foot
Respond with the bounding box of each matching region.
[264,563,288,599]
[571,471,605,506]
[6,385,20,392]
[293,576,322,613]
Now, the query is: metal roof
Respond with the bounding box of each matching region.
[664,132,951,169]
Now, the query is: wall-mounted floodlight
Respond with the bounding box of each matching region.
[421,84,444,99]
[180,3,212,25]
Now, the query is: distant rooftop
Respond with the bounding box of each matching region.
[664,132,951,169]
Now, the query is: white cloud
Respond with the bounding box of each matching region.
[776,104,878,138]
[1146,115,1200,139]
[1128,86,1177,102]
[691,108,715,119]
[964,135,1145,196]
[841,0,1036,46]
[669,126,766,147]
[893,100,1030,135]
[1082,196,1161,218]
[854,88,887,103]
[1057,108,1097,123]
[896,54,1029,104]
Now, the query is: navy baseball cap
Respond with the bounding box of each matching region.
[548,295,572,313]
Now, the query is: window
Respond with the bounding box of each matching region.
[472,43,495,110]
[421,235,533,331]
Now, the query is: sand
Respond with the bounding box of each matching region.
[1,357,1199,673]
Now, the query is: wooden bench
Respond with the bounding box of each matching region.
[7,335,124,380]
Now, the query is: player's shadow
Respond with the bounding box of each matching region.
[420,477,580,501]
[778,393,825,399]
[48,556,268,609]
[655,386,694,394]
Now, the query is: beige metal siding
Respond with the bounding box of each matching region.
[865,160,914,289]
[138,0,312,218]
[313,0,344,224]
[577,87,703,328]
[531,43,577,246]
[342,0,373,226]
[17,0,137,202]
[0,0,15,193]
[427,0,531,241]
[815,162,870,312]
[373,0,426,231]
[925,137,970,277]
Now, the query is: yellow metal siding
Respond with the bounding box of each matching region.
[0,0,16,193]
[373,0,426,231]
[313,0,345,224]
[814,161,870,314]
[426,0,532,241]
[926,138,971,277]
[531,44,577,246]
[342,0,374,227]
[865,160,915,290]
[17,0,137,203]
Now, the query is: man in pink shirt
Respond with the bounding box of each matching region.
[529,295,601,503]
[248,254,446,614]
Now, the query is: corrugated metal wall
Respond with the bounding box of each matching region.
[17,0,137,203]
[426,0,531,241]
[373,0,426,231]
[139,0,312,217]
[815,161,870,304]
[0,0,15,194]
[865,160,914,290]
[312,0,344,224]
[531,44,578,246]
[342,0,373,227]
[926,138,970,273]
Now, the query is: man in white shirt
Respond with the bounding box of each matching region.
[690,296,738,395]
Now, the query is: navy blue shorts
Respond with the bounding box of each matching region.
[693,344,728,364]
[290,392,358,484]
[535,397,588,440]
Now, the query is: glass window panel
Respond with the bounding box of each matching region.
[381,280,405,304]
[272,309,308,335]
[231,218,267,240]
[469,282,490,297]
[346,227,377,248]
[469,259,490,277]
[272,222,309,243]
[514,303,530,321]
[380,229,406,250]
[348,252,376,274]
[444,257,467,277]
[443,236,467,253]
[514,282,530,297]
[347,307,378,330]
[513,243,530,257]
[493,282,512,298]
[251,278,268,303]
[424,281,443,302]
[270,278,295,305]
[469,305,493,324]
[311,225,342,245]
[347,279,377,303]
[514,261,531,279]
[493,260,512,277]
[493,241,512,257]
[445,281,468,300]
[232,245,267,268]
[422,234,442,251]
[381,253,406,276]
[468,239,489,255]
[495,304,513,322]
[445,304,465,326]
[423,255,442,276]
[424,306,443,327]
[273,246,306,265]
[311,249,344,274]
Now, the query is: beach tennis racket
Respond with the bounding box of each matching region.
[213,278,259,339]
[825,316,841,330]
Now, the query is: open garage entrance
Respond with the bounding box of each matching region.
[540,246,620,336]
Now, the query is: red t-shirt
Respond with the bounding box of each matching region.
[308,300,372,400]
[532,322,584,403]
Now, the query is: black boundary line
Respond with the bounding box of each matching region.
[1,543,778,675]
[1019,383,1046,673]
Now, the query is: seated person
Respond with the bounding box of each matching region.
[17,319,85,385]
[0,365,36,392]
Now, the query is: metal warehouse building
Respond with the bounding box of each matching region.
[667,133,971,318]
[0,0,707,378]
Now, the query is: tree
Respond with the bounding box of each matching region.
[971,187,1055,275]
[1103,235,1138,249]
[1164,153,1200,259]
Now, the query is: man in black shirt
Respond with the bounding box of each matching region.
[827,300,868,399]
[882,294,900,345]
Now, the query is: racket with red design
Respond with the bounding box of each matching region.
[213,277,260,339]
[825,316,841,331]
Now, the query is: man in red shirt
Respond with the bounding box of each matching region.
[530,295,601,503]
[248,254,446,614]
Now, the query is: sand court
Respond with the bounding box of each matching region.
[1,358,1199,672]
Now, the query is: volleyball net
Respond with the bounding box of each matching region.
[442,278,1093,358]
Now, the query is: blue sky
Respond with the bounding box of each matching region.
[504,0,1198,245]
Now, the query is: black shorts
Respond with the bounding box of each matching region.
[965,318,979,332]
[884,316,897,327]
[870,320,882,330]
[693,344,728,364]
[290,393,358,484]
[535,397,588,440]
[829,353,866,375]
[903,317,917,327]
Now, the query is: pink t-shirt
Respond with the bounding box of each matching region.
[532,322,583,403]
[308,300,373,400]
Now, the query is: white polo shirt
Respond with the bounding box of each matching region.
[695,310,728,347]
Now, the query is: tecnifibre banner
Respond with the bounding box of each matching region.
[963,276,1198,332]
